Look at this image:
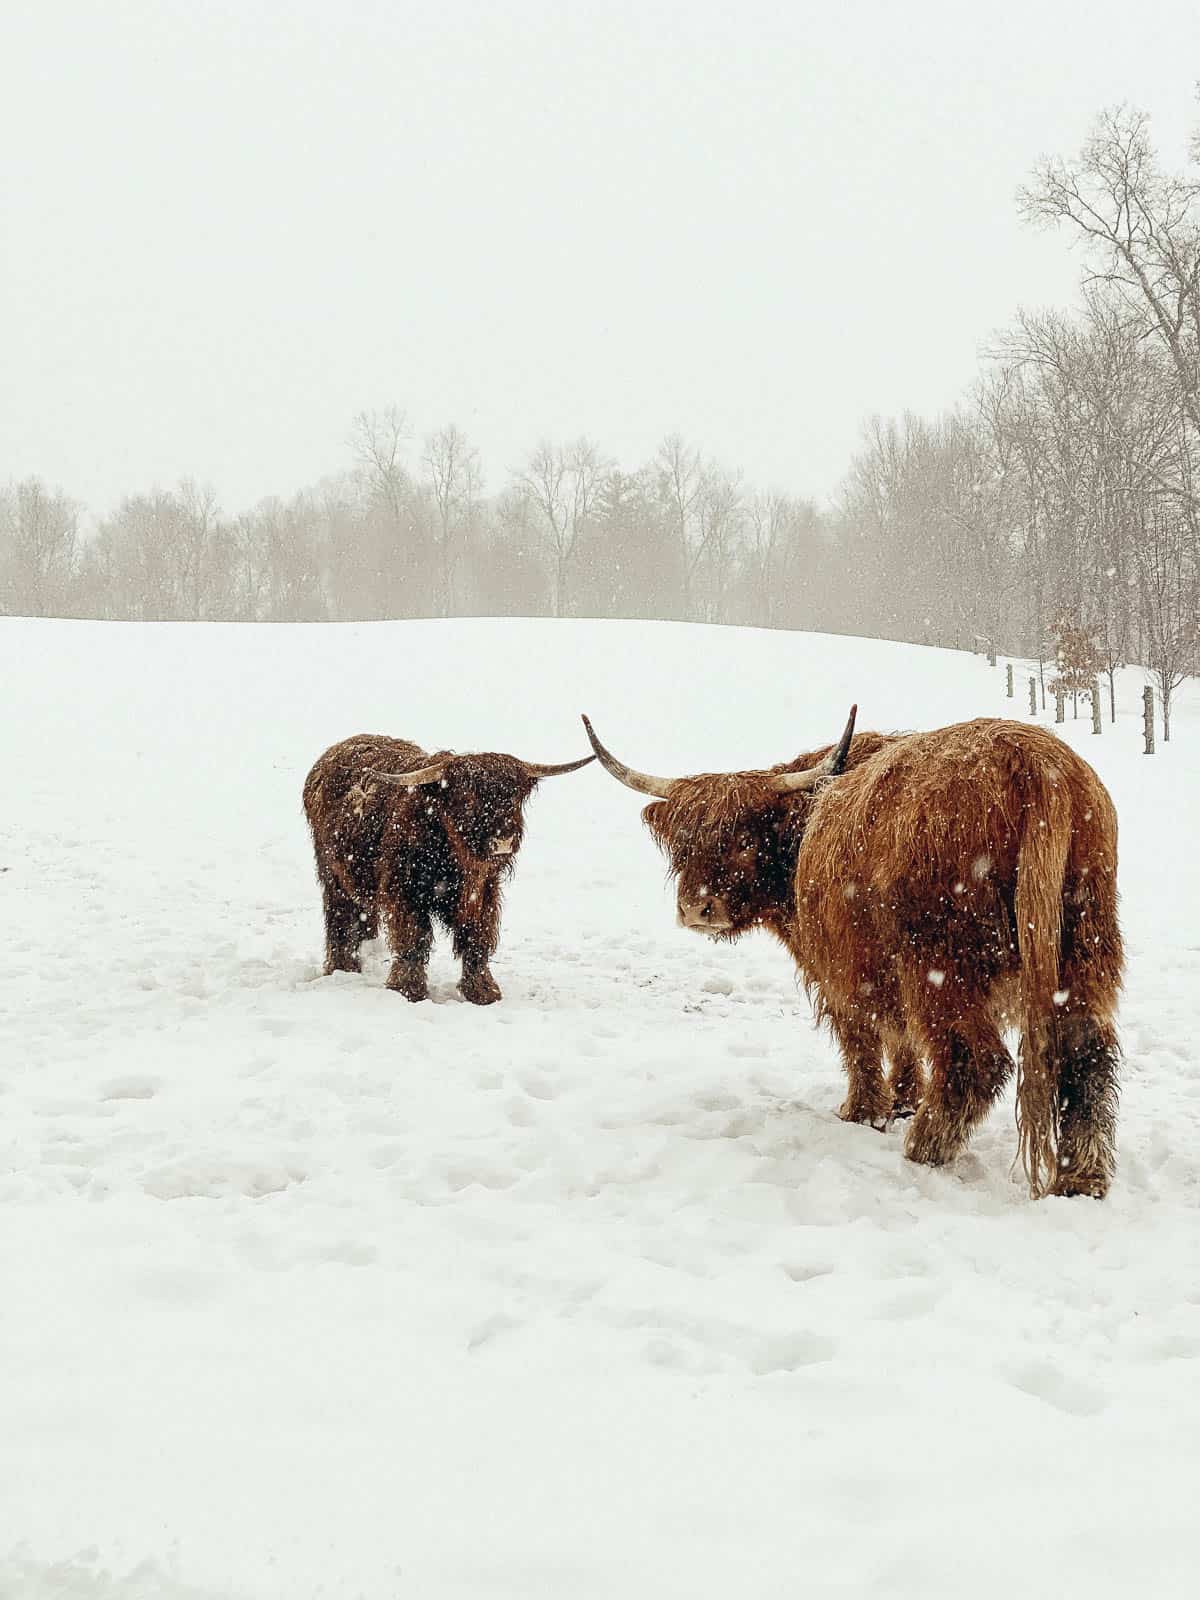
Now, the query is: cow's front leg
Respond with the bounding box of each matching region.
[384,899,433,1002]
[453,879,502,1005]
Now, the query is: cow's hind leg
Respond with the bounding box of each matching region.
[321,877,369,975]
[827,1010,892,1130]
[1051,1015,1119,1199]
[887,1041,926,1120]
[904,1018,1013,1169]
[384,900,433,1002]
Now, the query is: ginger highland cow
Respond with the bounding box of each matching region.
[584,709,1122,1198]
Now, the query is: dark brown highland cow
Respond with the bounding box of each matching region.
[303,735,593,1004]
[584,711,1123,1198]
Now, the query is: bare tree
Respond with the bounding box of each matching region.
[1,479,77,616]
[518,436,607,617]
[746,491,791,628]
[476,485,550,615]
[655,433,707,620]
[693,464,744,622]
[347,407,427,616]
[1137,499,1199,741]
[349,407,411,521]
[422,423,481,617]
[1021,106,1200,497]
[175,479,221,621]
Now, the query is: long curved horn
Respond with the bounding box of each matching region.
[365,760,450,788]
[768,705,858,794]
[521,754,597,779]
[581,715,676,799]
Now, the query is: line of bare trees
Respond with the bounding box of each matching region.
[842,104,1200,736]
[3,104,1198,727]
[0,413,853,639]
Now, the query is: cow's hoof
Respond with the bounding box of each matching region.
[1051,1171,1109,1199]
[459,970,502,1006]
[838,1101,890,1132]
[387,961,429,1002]
[902,1119,954,1168]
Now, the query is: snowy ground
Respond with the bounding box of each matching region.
[3,616,1199,1599]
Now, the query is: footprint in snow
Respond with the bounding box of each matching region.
[467,1312,521,1351]
[874,1282,943,1320]
[750,1331,837,1374]
[702,974,736,996]
[1003,1359,1108,1417]
[442,1165,518,1193]
[310,1239,378,1267]
[781,1262,835,1284]
[518,1071,558,1100]
[100,1076,159,1101]
[1151,1333,1200,1362]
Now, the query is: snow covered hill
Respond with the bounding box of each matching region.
[3,616,1199,1599]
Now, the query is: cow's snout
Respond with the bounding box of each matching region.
[490,836,516,857]
[677,894,732,934]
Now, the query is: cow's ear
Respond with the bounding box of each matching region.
[641,799,669,835]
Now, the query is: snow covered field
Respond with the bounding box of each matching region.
[3,615,1199,1599]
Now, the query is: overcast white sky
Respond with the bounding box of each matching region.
[3,0,1198,519]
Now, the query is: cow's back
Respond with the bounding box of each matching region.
[791,719,1119,1013]
[771,728,901,780]
[303,735,435,899]
[303,735,429,820]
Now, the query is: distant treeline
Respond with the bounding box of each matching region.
[0,422,859,639]
[4,106,1197,726]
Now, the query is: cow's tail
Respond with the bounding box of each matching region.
[1014,775,1072,1196]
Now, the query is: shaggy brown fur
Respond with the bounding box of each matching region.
[636,719,1122,1198]
[635,730,917,1110]
[642,730,897,938]
[303,734,591,1005]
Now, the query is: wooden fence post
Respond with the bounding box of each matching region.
[1143,686,1155,754]
[987,643,997,667]
[1006,663,1013,698]
[1054,685,1065,724]
[1028,677,1037,715]
[1091,680,1101,735]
